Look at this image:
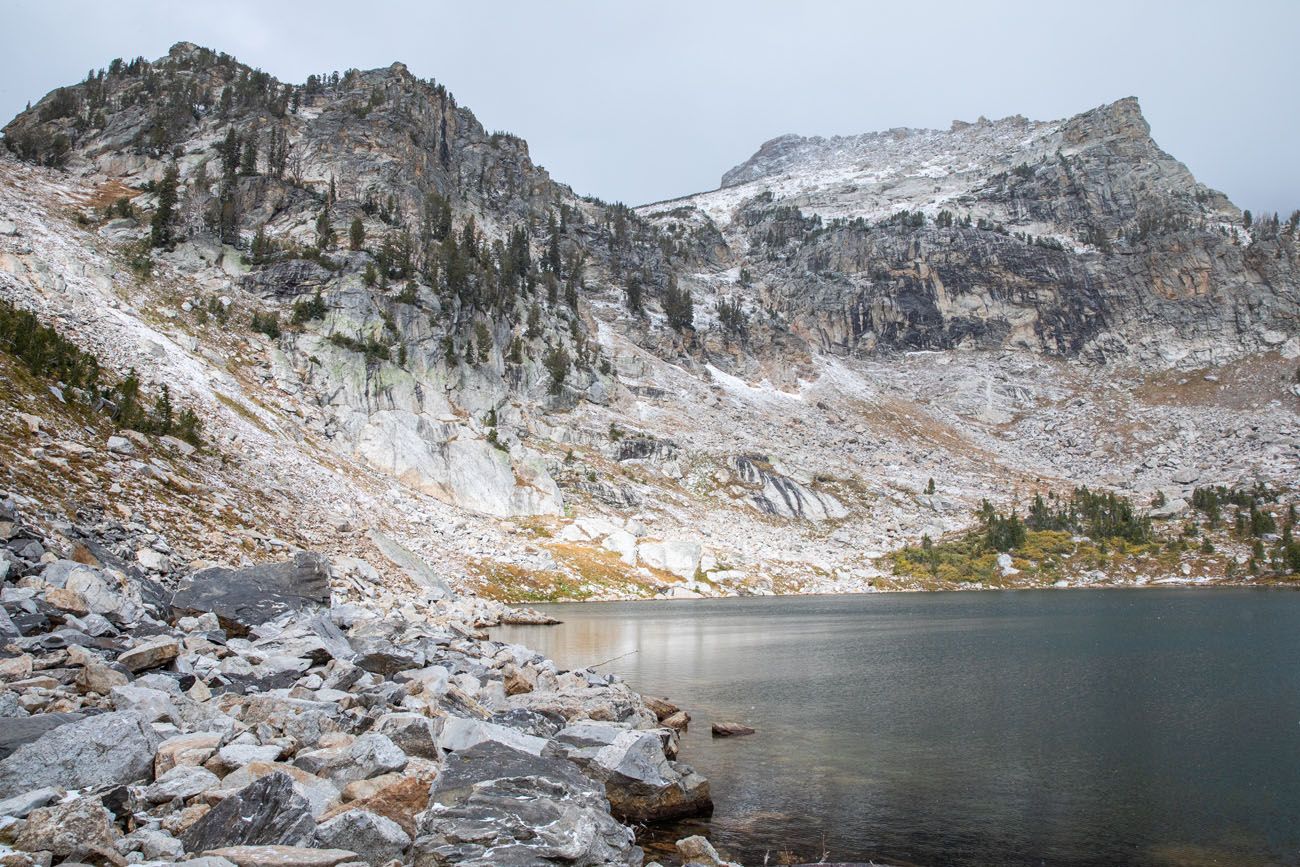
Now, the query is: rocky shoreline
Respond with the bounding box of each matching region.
[0,492,731,867]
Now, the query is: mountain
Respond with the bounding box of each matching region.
[641,97,1298,369]
[0,43,1297,602]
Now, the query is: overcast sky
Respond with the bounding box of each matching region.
[2,1,1297,214]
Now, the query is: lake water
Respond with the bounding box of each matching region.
[493,589,1300,867]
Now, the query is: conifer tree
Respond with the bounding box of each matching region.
[150,163,179,249]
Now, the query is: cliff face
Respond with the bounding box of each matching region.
[644,97,1299,367]
[2,43,676,518]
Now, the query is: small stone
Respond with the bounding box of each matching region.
[43,587,90,615]
[710,721,755,737]
[155,731,223,776]
[201,846,358,867]
[117,637,180,672]
[140,764,220,803]
[0,786,61,818]
[106,436,135,455]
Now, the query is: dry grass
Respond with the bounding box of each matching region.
[79,178,139,210]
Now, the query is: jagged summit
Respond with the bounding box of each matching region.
[721,97,1149,190]
[702,97,1229,231]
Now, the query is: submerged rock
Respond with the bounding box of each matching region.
[711,721,756,737]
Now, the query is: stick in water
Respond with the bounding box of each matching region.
[585,649,639,669]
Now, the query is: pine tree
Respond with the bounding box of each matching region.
[240,133,258,175]
[316,208,334,249]
[663,278,694,331]
[150,163,179,249]
[151,383,174,433]
[350,217,365,251]
[544,345,570,395]
[219,128,240,178]
[625,275,644,315]
[545,213,561,274]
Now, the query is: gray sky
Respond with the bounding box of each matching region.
[3,1,1298,215]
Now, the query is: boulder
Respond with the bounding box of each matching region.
[663,710,691,730]
[317,775,428,837]
[170,553,331,634]
[217,743,285,768]
[314,808,410,864]
[155,731,222,775]
[677,834,743,867]
[14,797,118,859]
[140,764,221,803]
[64,568,123,615]
[589,730,713,822]
[372,712,442,759]
[106,435,135,455]
[42,587,89,616]
[117,636,180,672]
[296,733,406,788]
[181,772,316,851]
[0,711,160,797]
[130,827,186,861]
[638,540,703,580]
[368,531,451,599]
[414,742,637,866]
[0,786,60,818]
[352,637,424,676]
[110,684,178,722]
[202,846,358,867]
[76,660,130,694]
[1150,498,1190,519]
[0,712,83,760]
[711,721,755,737]
[643,696,680,720]
[213,761,339,819]
[437,715,548,756]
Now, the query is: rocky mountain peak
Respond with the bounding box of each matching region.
[1061,95,1150,144]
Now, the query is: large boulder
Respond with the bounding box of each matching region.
[170,553,331,634]
[316,776,428,837]
[0,710,160,797]
[0,711,84,761]
[373,712,443,759]
[589,730,713,823]
[14,797,119,859]
[213,761,340,819]
[294,732,407,788]
[181,771,315,851]
[638,540,703,580]
[314,808,410,864]
[437,715,548,757]
[413,742,639,867]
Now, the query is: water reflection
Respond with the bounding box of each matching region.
[494,590,1300,867]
